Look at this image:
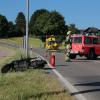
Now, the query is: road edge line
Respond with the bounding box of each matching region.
[52,68,87,100]
[33,51,87,100]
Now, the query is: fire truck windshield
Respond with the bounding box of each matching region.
[73,37,82,43]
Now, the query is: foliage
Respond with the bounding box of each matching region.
[15,12,26,36]
[0,14,9,37]
[68,24,79,34]
[30,9,50,35]
[97,32,100,36]
[7,21,17,37]
[47,11,65,34]
[30,9,66,42]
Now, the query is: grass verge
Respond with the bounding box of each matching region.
[0,37,44,48]
[0,38,73,100]
[0,46,16,69]
[0,70,72,100]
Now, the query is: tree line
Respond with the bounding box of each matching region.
[0,12,26,38]
[0,9,79,41]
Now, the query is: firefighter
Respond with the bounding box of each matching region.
[64,31,72,61]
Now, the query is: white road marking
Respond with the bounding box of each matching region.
[48,63,87,100]
[33,51,87,100]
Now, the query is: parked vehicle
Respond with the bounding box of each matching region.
[70,34,100,59]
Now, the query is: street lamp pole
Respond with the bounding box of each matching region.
[26,0,29,58]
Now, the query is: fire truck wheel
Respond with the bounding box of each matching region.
[94,55,98,59]
[87,49,95,60]
[69,54,76,59]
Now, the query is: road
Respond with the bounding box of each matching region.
[0,41,100,100]
[32,48,100,100]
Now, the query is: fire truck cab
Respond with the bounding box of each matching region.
[70,34,100,59]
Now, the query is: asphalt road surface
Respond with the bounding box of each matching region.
[0,41,100,100]
[32,48,100,100]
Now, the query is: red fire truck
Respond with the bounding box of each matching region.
[70,34,100,59]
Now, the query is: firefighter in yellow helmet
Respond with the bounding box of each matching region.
[64,31,72,61]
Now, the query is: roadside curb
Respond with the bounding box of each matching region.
[33,51,87,100]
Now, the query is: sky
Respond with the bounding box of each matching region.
[0,0,100,29]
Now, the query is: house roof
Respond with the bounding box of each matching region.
[84,27,100,33]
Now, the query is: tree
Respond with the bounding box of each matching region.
[45,11,65,35]
[68,24,79,34]
[15,12,26,36]
[8,21,16,37]
[45,11,66,41]
[30,9,66,42]
[30,9,50,35]
[30,9,50,41]
[0,14,9,37]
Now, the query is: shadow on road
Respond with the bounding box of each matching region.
[55,64,68,67]
[71,59,90,62]
[74,82,100,86]
[71,82,100,95]
[95,58,100,60]
[71,88,100,96]
[70,56,100,62]
[44,67,53,70]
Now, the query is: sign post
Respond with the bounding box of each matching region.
[26,0,29,58]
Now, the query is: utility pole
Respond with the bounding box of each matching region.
[26,0,29,58]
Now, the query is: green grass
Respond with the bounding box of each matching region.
[0,70,72,100]
[0,37,66,50]
[29,37,44,48]
[0,46,17,69]
[0,37,44,48]
[0,37,23,44]
[0,38,73,100]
